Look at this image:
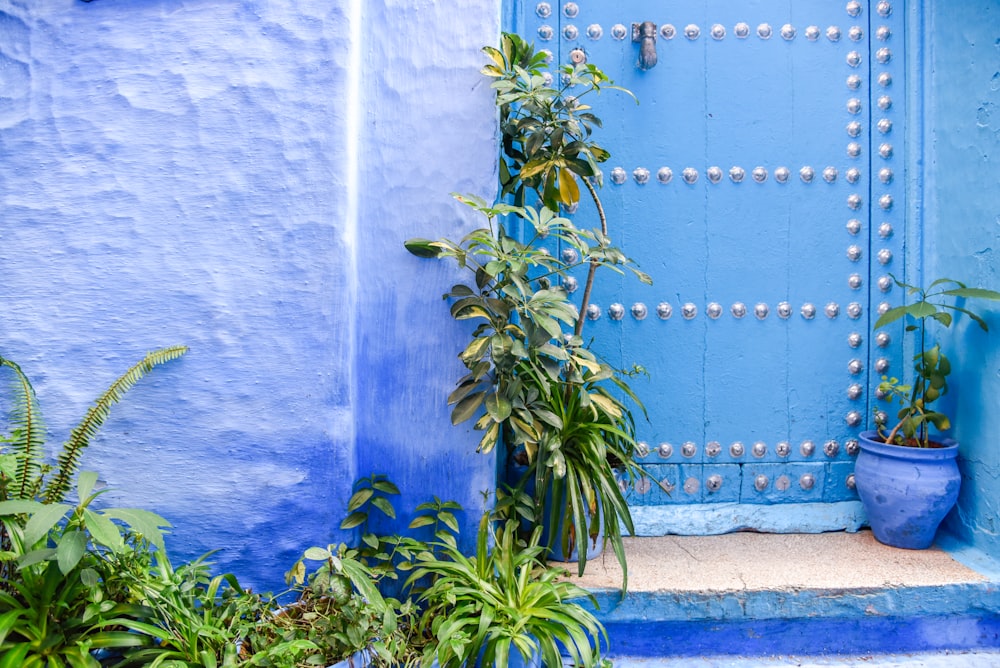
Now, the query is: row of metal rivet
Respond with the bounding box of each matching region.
[639,439,860,460]
[538,0,889,23]
[577,300,884,321]
[608,164,894,186]
[539,22,893,44]
[629,471,856,495]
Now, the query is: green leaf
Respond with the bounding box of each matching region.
[907,301,939,319]
[408,516,435,529]
[17,547,56,568]
[929,311,953,328]
[79,567,100,587]
[451,391,486,425]
[485,259,507,277]
[23,503,71,548]
[0,499,44,516]
[478,421,501,454]
[440,512,460,534]
[340,511,366,530]
[873,305,912,330]
[372,478,400,495]
[940,287,1000,301]
[928,372,947,390]
[370,496,397,519]
[460,337,491,365]
[928,412,951,430]
[303,546,331,561]
[404,238,444,258]
[453,304,493,321]
[56,529,88,574]
[0,642,30,668]
[485,394,513,422]
[0,609,26,645]
[82,508,124,552]
[76,471,99,504]
[347,488,374,512]
[448,377,483,405]
[101,508,170,553]
[923,345,940,368]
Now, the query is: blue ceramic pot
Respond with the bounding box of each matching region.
[541,503,604,563]
[429,641,542,668]
[854,430,961,549]
[328,647,374,668]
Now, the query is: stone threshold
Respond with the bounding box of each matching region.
[566,530,1000,622]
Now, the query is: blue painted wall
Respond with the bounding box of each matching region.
[352,1,501,538]
[0,0,499,592]
[919,3,1000,555]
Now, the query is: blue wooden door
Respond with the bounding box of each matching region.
[510,1,906,533]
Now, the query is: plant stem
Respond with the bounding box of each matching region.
[582,176,609,238]
[919,315,928,446]
[574,177,608,339]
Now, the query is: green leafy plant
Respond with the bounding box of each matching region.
[101,547,251,668]
[0,347,188,666]
[406,33,651,589]
[408,513,606,668]
[240,542,398,668]
[484,32,644,342]
[874,275,1000,447]
[0,345,189,506]
[239,475,456,668]
[0,472,172,668]
[405,197,632,457]
[528,371,643,584]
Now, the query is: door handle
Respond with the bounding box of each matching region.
[632,21,658,70]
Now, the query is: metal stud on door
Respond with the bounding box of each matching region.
[509,1,905,534]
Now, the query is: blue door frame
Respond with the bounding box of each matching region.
[507,1,908,534]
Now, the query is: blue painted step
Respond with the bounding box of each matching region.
[599,614,1000,658]
[608,649,1000,667]
[566,532,1000,659]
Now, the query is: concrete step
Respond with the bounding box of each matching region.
[565,531,1000,660]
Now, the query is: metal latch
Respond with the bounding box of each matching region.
[632,21,658,70]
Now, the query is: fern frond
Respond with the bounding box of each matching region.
[0,356,47,501]
[42,345,188,504]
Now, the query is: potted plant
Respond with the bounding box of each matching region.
[405,33,651,589]
[235,542,401,668]
[855,275,1000,548]
[234,476,422,668]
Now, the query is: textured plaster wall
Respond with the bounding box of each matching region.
[352,1,501,536]
[921,3,1000,555]
[0,0,498,591]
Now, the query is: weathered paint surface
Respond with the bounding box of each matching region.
[918,2,1000,554]
[0,0,499,592]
